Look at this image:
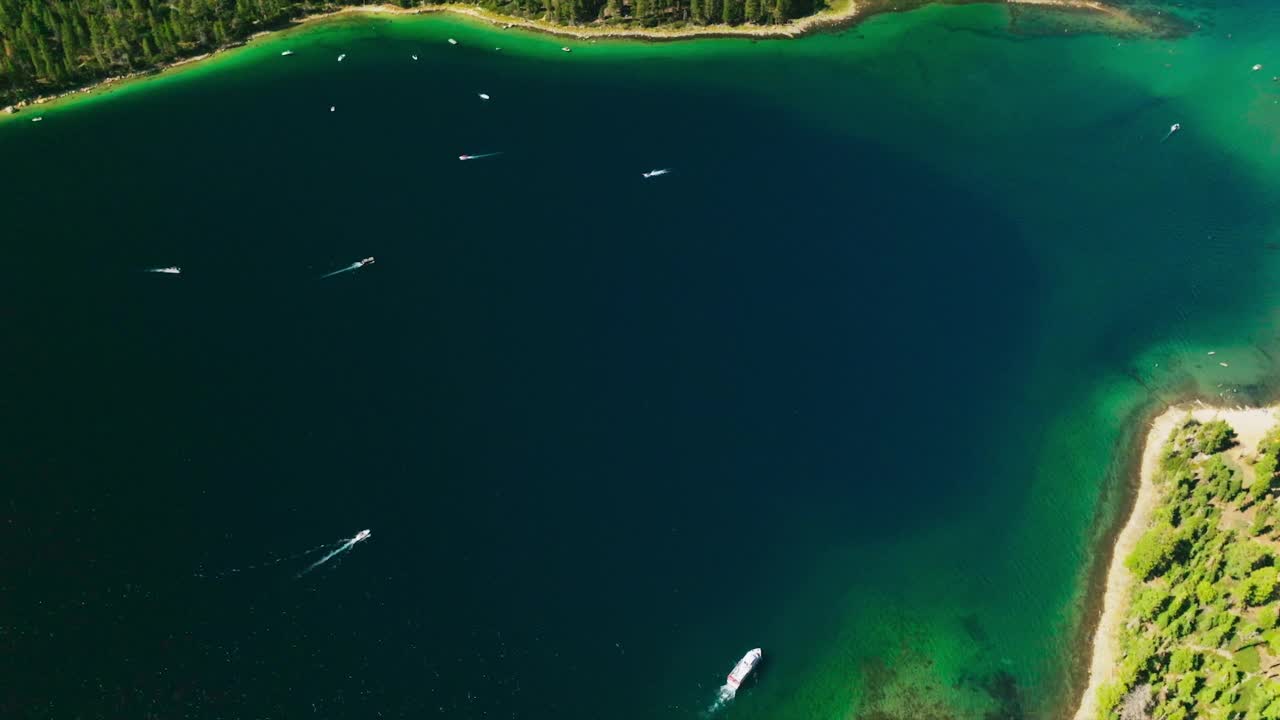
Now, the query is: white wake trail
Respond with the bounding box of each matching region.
[295,529,371,579]
[296,541,353,577]
[319,262,360,279]
[195,540,344,579]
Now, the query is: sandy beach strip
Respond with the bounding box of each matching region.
[305,0,1132,42]
[1072,405,1279,720]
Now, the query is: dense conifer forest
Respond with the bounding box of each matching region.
[0,0,823,104]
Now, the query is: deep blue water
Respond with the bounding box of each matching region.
[3,3,1280,719]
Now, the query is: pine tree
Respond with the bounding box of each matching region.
[722,0,741,24]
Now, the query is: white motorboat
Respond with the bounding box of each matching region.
[717,648,762,702]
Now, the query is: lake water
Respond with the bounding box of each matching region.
[3,2,1280,718]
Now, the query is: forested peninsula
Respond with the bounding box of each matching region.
[0,0,825,105]
[0,0,1160,108]
[1083,409,1280,720]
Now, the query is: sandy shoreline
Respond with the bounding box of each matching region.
[1071,404,1280,720]
[284,0,1139,42]
[3,0,1138,119]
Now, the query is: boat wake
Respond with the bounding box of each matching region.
[319,256,374,279]
[195,539,344,579]
[296,529,371,578]
[704,693,730,716]
[195,529,371,580]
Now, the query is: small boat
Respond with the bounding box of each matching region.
[31,116,43,123]
[319,258,374,279]
[146,266,182,274]
[1220,362,1230,368]
[561,46,572,53]
[448,38,458,45]
[330,106,336,112]
[411,54,419,61]
[281,50,294,56]
[717,648,762,702]
[642,168,671,179]
[337,53,346,62]
[478,93,491,100]
[1208,351,1216,355]
[458,152,501,161]
[1253,64,1263,71]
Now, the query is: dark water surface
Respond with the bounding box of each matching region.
[4,2,1280,718]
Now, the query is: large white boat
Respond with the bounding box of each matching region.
[718,648,762,701]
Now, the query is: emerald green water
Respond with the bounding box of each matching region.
[4,3,1280,719]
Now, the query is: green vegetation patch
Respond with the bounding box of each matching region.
[0,0,828,105]
[1098,417,1280,720]
[1237,645,1262,674]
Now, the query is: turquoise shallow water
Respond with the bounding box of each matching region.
[3,3,1280,719]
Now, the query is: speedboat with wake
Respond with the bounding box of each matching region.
[717,648,762,702]
[319,257,374,279]
[146,266,181,274]
[642,168,671,179]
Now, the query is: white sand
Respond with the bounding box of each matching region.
[1072,405,1279,720]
